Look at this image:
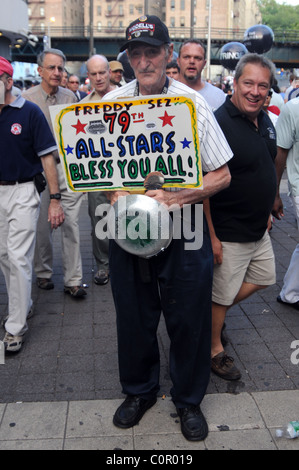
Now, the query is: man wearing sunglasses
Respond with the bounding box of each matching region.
[67,74,87,101]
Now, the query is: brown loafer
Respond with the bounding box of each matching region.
[64,285,87,298]
[211,351,241,381]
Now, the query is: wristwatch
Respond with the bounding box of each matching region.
[50,193,61,200]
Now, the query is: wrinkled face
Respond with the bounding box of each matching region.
[38,53,64,91]
[128,43,172,94]
[177,43,206,82]
[231,63,271,121]
[87,58,111,96]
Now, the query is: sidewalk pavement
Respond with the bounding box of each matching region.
[0,175,298,450]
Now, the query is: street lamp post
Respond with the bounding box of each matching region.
[44,16,55,50]
[89,0,94,57]
[206,0,212,79]
[190,0,194,39]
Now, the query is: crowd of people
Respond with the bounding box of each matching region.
[0,14,298,442]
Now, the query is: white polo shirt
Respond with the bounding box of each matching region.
[276,98,299,197]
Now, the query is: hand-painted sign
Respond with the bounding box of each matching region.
[50,94,203,192]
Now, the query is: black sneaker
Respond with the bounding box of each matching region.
[94,270,109,285]
[37,278,54,290]
[64,285,87,298]
[277,295,299,311]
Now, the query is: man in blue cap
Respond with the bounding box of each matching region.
[104,16,233,441]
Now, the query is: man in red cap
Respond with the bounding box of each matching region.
[0,57,64,353]
[0,57,13,77]
[0,57,13,104]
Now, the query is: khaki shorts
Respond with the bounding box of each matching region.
[212,231,276,306]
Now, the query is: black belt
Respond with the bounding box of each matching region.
[0,178,33,186]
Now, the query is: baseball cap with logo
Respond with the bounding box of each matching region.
[0,57,13,77]
[120,16,170,52]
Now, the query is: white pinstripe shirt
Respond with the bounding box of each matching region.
[104,78,233,174]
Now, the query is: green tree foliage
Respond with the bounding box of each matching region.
[257,0,299,30]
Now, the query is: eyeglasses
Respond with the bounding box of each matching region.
[42,65,64,73]
[69,81,79,84]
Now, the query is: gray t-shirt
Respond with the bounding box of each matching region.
[198,81,226,111]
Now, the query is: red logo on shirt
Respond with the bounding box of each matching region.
[11,123,22,135]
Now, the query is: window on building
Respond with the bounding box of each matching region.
[97,22,102,31]
[170,17,175,27]
[180,0,185,9]
[171,0,175,10]
[180,17,185,26]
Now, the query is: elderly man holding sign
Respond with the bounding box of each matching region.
[102,16,233,441]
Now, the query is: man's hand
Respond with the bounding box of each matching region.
[48,200,65,229]
[272,194,284,220]
[210,235,223,265]
[145,189,179,209]
[106,190,130,205]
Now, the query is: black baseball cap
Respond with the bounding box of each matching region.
[120,16,170,52]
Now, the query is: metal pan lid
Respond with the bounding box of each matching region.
[107,194,173,258]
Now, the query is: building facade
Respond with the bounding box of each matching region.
[25,0,262,79]
[26,0,261,38]
[27,0,84,36]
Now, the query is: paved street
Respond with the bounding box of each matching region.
[0,173,298,450]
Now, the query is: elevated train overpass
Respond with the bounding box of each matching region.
[12,26,299,69]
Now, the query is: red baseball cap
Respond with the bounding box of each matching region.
[0,57,13,77]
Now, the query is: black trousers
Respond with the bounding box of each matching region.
[109,210,213,408]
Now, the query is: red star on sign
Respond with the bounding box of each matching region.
[158,111,175,127]
[71,119,88,135]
